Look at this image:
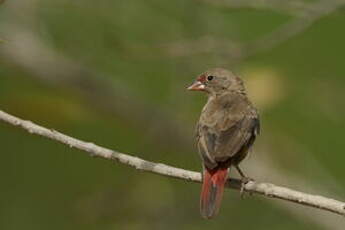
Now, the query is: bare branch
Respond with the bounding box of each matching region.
[241,0,344,59]
[0,27,190,149]
[2,23,344,227]
[163,0,344,61]
[198,0,323,16]
[0,109,344,217]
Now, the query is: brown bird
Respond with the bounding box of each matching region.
[187,68,260,219]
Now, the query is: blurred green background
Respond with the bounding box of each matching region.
[1,0,345,229]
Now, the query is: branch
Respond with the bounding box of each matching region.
[0,27,190,149]
[198,0,323,16]
[163,0,344,61]
[0,109,344,217]
[3,26,343,227]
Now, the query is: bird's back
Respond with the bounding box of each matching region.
[197,92,259,169]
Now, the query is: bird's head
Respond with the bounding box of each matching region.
[187,68,245,95]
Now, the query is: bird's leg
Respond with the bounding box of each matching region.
[235,165,251,181]
[235,165,254,198]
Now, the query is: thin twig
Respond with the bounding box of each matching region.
[3,25,344,227]
[0,109,344,216]
[0,27,190,149]
[163,0,344,61]
[198,0,327,16]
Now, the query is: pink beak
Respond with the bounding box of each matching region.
[187,81,206,91]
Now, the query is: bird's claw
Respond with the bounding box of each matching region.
[240,177,254,199]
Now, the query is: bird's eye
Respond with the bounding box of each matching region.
[207,76,214,81]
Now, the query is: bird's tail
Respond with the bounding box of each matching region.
[200,166,229,219]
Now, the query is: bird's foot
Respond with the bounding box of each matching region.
[240,177,254,199]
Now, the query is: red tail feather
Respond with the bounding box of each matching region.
[200,166,229,219]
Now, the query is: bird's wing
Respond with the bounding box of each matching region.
[197,95,259,168]
[214,112,259,161]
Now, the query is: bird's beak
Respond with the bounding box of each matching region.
[187,81,206,91]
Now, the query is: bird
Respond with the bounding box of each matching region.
[187,68,260,219]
